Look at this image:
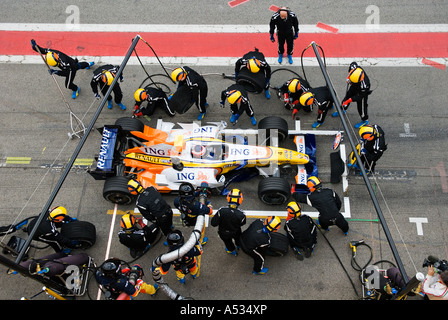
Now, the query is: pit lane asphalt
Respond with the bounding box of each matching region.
[0,0,447,302]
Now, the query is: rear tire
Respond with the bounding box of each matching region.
[258,177,291,205]
[103,176,134,205]
[236,68,266,94]
[114,117,144,132]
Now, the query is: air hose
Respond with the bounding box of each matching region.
[151,214,204,300]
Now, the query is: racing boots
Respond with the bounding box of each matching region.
[107,100,113,109]
[278,54,283,64]
[287,54,293,64]
[72,87,79,99]
[230,113,240,124]
[197,111,206,120]
[265,89,271,99]
[250,116,257,126]
[355,120,369,128]
[312,121,323,128]
[253,267,269,275]
[225,247,238,256]
[117,103,126,111]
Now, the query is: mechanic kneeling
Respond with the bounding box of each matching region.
[95,258,158,300]
[26,206,81,253]
[174,182,212,245]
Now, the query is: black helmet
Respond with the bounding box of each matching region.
[179,182,195,199]
[100,258,122,278]
[167,230,184,246]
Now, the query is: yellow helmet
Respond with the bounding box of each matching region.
[307,176,321,192]
[348,67,365,83]
[247,58,261,73]
[288,79,301,93]
[359,125,376,141]
[127,179,144,195]
[264,216,281,232]
[46,51,59,67]
[101,71,115,86]
[227,90,242,105]
[171,67,186,82]
[120,212,136,230]
[134,88,147,102]
[49,206,67,222]
[286,201,302,219]
[299,91,314,106]
[227,188,243,207]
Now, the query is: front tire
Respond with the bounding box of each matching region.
[258,177,291,205]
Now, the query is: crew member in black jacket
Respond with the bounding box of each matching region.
[284,201,317,260]
[293,176,349,234]
[211,189,247,256]
[334,62,372,129]
[90,64,126,110]
[269,7,299,64]
[127,179,174,237]
[295,85,334,128]
[133,86,175,117]
[349,124,387,174]
[30,39,94,99]
[26,206,80,253]
[118,212,159,258]
[220,83,256,125]
[171,66,209,120]
[240,216,281,275]
[235,48,272,99]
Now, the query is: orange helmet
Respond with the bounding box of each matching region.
[307,176,322,192]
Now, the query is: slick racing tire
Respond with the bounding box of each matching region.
[61,221,96,249]
[266,232,289,257]
[258,116,289,143]
[169,85,195,114]
[236,68,266,94]
[103,176,134,205]
[258,177,291,205]
[115,117,144,132]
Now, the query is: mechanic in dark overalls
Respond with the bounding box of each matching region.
[235,48,272,99]
[171,66,209,120]
[133,86,175,117]
[127,179,174,237]
[240,216,281,275]
[293,176,349,234]
[211,188,247,256]
[158,230,203,284]
[95,258,158,299]
[334,62,372,129]
[296,85,334,128]
[269,7,299,64]
[220,83,256,125]
[173,182,212,245]
[26,206,80,253]
[284,201,317,260]
[31,39,94,99]
[90,64,126,110]
[118,212,159,258]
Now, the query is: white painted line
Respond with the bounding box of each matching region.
[409,217,428,236]
[2,55,446,67]
[1,23,448,33]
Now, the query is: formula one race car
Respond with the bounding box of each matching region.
[88,116,317,205]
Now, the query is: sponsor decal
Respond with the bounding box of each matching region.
[97,127,117,171]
